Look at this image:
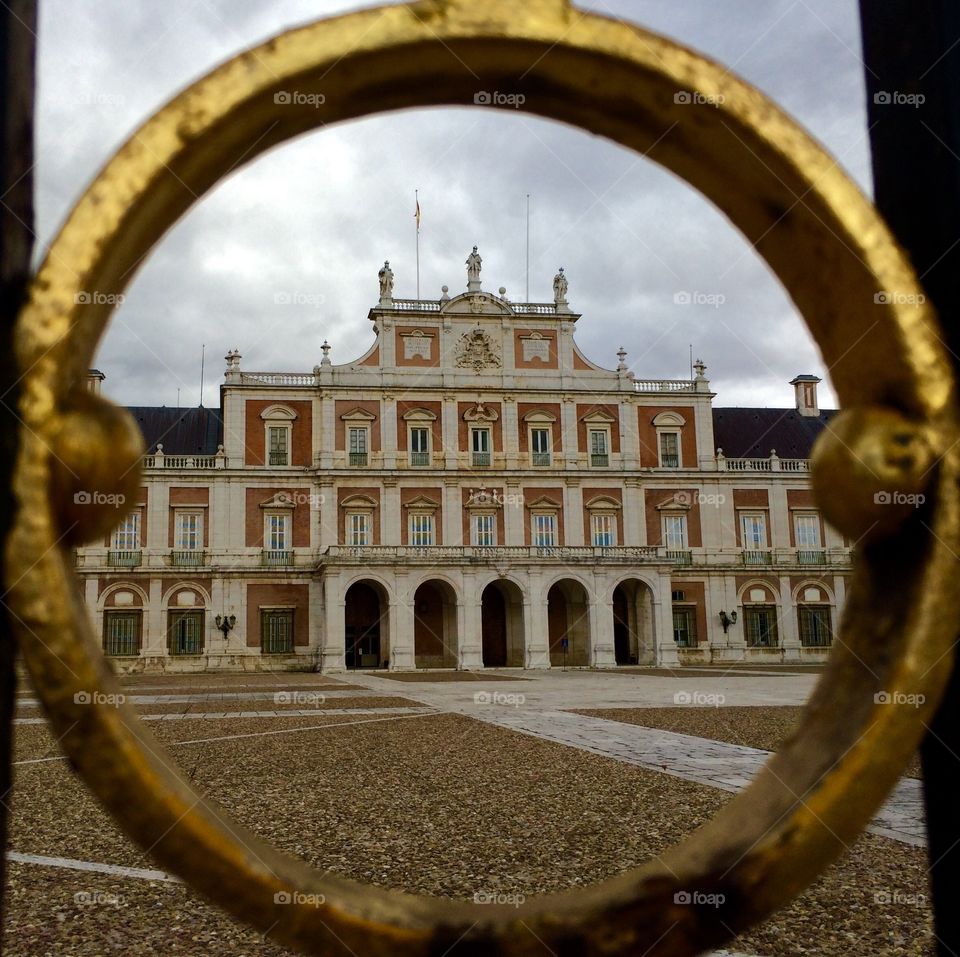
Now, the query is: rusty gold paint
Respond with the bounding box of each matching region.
[7,0,960,954]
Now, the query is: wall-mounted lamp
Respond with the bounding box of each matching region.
[719,610,738,633]
[215,614,236,638]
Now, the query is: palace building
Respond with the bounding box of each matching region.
[77,251,848,673]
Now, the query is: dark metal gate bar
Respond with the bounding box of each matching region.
[859,4,960,954]
[0,2,37,953]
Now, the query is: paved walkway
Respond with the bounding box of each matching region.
[13,706,434,725]
[345,672,926,847]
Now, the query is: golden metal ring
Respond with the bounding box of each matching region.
[8,0,959,953]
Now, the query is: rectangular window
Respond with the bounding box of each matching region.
[794,513,820,548]
[168,610,204,656]
[471,428,491,466]
[348,427,368,466]
[348,512,369,547]
[266,512,289,551]
[798,605,832,647]
[262,609,294,655]
[103,610,141,656]
[409,513,434,547]
[591,513,616,547]
[175,511,202,551]
[268,426,289,466]
[662,514,688,549]
[112,511,140,551]
[472,513,496,547]
[531,428,551,466]
[672,607,697,647]
[589,429,609,466]
[532,513,557,548]
[744,605,779,647]
[659,432,680,468]
[409,427,430,466]
[740,513,768,549]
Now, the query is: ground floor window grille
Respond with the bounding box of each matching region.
[262,609,294,654]
[744,605,779,647]
[168,610,204,655]
[798,605,832,647]
[104,610,141,656]
[672,607,697,647]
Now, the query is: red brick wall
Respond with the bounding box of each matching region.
[576,404,620,453]
[167,487,210,547]
[637,406,698,468]
[582,487,624,544]
[243,399,313,467]
[458,402,503,452]
[396,401,442,452]
[644,489,702,547]
[400,487,443,545]
[395,326,440,367]
[245,583,310,648]
[335,400,381,452]
[672,579,707,645]
[517,403,561,453]
[513,329,558,370]
[523,487,564,545]
[244,488,310,547]
[338,487,381,545]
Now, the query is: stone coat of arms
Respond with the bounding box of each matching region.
[454,328,502,371]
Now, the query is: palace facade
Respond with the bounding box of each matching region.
[78,253,848,672]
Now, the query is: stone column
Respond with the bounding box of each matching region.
[502,395,519,469]
[459,570,484,669]
[564,481,583,546]
[442,394,459,469]
[779,573,801,662]
[320,393,335,470]
[144,578,165,660]
[654,572,679,666]
[320,572,346,672]
[390,574,415,670]
[561,396,579,468]
[381,393,397,469]
[382,481,401,546]
[625,478,643,545]
[524,573,550,668]
[621,397,640,469]
[504,481,523,546]
[589,580,616,667]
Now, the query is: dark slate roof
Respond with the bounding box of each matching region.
[127,407,223,455]
[712,407,838,459]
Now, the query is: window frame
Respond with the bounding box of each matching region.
[261,607,295,655]
[793,511,821,549]
[532,511,558,548]
[661,512,688,549]
[112,509,141,552]
[530,426,552,466]
[167,609,205,656]
[408,425,431,466]
[672,606,697,647]
[471,512,496,547]
[658,430,681,468]
[590,512,617,547]
[408,511,435,547]
[588,427,610,467]
[744,604,779,647]
[798,604,832,647]
[103,609,142,657]
[174,509,203,552]
[739,511,768,550]
[347,511,370,547]
[264,510,290,552]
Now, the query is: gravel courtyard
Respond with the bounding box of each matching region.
[3,667,933,956]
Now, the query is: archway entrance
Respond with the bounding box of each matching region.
[344,581,389,669]
[547,579,590,667]
[612,579,656,665]
[481,580,525,667]
[414,580,458,669]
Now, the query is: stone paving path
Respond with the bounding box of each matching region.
[346,674,926,848]
[13,706,434,725]
[468,708,926,847]
[15,689,403,708]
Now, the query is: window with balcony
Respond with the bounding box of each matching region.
[471,427,491,467]
[263,512,292,565]
[268,425,289,466]
[348,512,370,547]
[109,511,142,566]
[103,610,141,656]
[798,605,832,647]
[409,513,435,547]
[472,513,496,547]
[744,605,779,647]
[658,431,681,468]
[662,512,690,564]
[261,405,297,467]
[532,512,557,548]
[794,512,824,564]
[672,607,697,647]
[348,426,369,467]
[172,510,204,566]
[740,512,770,564]
[591,513,616,547]
[167,609,204,655]
[530,427,551,467]
[409,426,431,467]
[589,428,609,467]
[262,608,294,655]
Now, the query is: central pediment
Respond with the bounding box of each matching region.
[440,291,513,317]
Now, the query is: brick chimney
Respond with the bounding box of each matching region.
[87,369,105,394]
[790,374,821,416]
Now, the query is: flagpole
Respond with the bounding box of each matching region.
[415,188,420,299]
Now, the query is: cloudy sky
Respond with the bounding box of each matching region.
[35,0,870,410]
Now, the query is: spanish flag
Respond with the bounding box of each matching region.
[414,196,421,232]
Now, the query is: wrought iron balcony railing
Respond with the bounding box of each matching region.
[170,550,206,567]
[107,550,142,567]
[261,549,294,566]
